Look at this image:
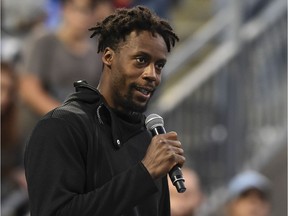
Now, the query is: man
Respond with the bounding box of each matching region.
[169,167,204,216]
[24,6,185,216]
[225,170,271,216]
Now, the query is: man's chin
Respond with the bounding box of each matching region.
[128,100,149,113]
[131,104,148,113]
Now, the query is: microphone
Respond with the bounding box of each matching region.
[145,114,186,193]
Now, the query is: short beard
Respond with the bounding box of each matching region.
[113,84,152,114]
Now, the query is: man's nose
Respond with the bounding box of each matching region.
[143,64,158,82]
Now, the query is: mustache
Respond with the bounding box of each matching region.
[131,83,156,93]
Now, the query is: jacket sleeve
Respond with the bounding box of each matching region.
[24,117,158,216]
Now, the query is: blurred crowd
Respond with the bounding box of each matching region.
[1,0,276,216]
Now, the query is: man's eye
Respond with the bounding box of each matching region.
[136,57,146,64]
[156,63,165,70]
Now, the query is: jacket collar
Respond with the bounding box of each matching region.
[67,81,147,149]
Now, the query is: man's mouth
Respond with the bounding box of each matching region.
[135,86,154,97]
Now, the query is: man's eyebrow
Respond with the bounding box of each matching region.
[133,51,150,56]
[134,51,167,61]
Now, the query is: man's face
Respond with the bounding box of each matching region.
[228,189,271,216]
[103,30,168,113]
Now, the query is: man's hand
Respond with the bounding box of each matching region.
[142,132,185,179]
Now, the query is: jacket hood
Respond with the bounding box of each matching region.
[64,80,148,149]
[64,80,103,105]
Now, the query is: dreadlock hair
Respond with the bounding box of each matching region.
[89,6,179,53]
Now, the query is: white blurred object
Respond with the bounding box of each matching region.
[2,0,46,32]
[1,36,21,62]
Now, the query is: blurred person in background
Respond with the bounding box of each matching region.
[19,0,114,116]
[169,167,204,216]
[1,62,29,216]
[225,170,271,216]
[18,0,114,141]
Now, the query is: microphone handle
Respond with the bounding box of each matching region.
[150,125,166,136]
[169,166,186,193]
[151,126,186,193]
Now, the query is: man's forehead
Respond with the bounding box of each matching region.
[120,30,168,53]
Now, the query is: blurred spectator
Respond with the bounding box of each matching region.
[1,62,29,216]
[169,167,204,216]
[19,0,114,116]
[225,170,271,216]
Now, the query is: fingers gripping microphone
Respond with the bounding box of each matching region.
[145,114,186,193]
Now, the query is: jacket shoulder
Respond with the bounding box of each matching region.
[44,100,98,134]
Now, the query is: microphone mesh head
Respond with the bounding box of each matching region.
[145,114,164,130]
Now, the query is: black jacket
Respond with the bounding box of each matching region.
[24,83,170,216]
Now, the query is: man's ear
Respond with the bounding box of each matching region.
[102,47,114,67]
